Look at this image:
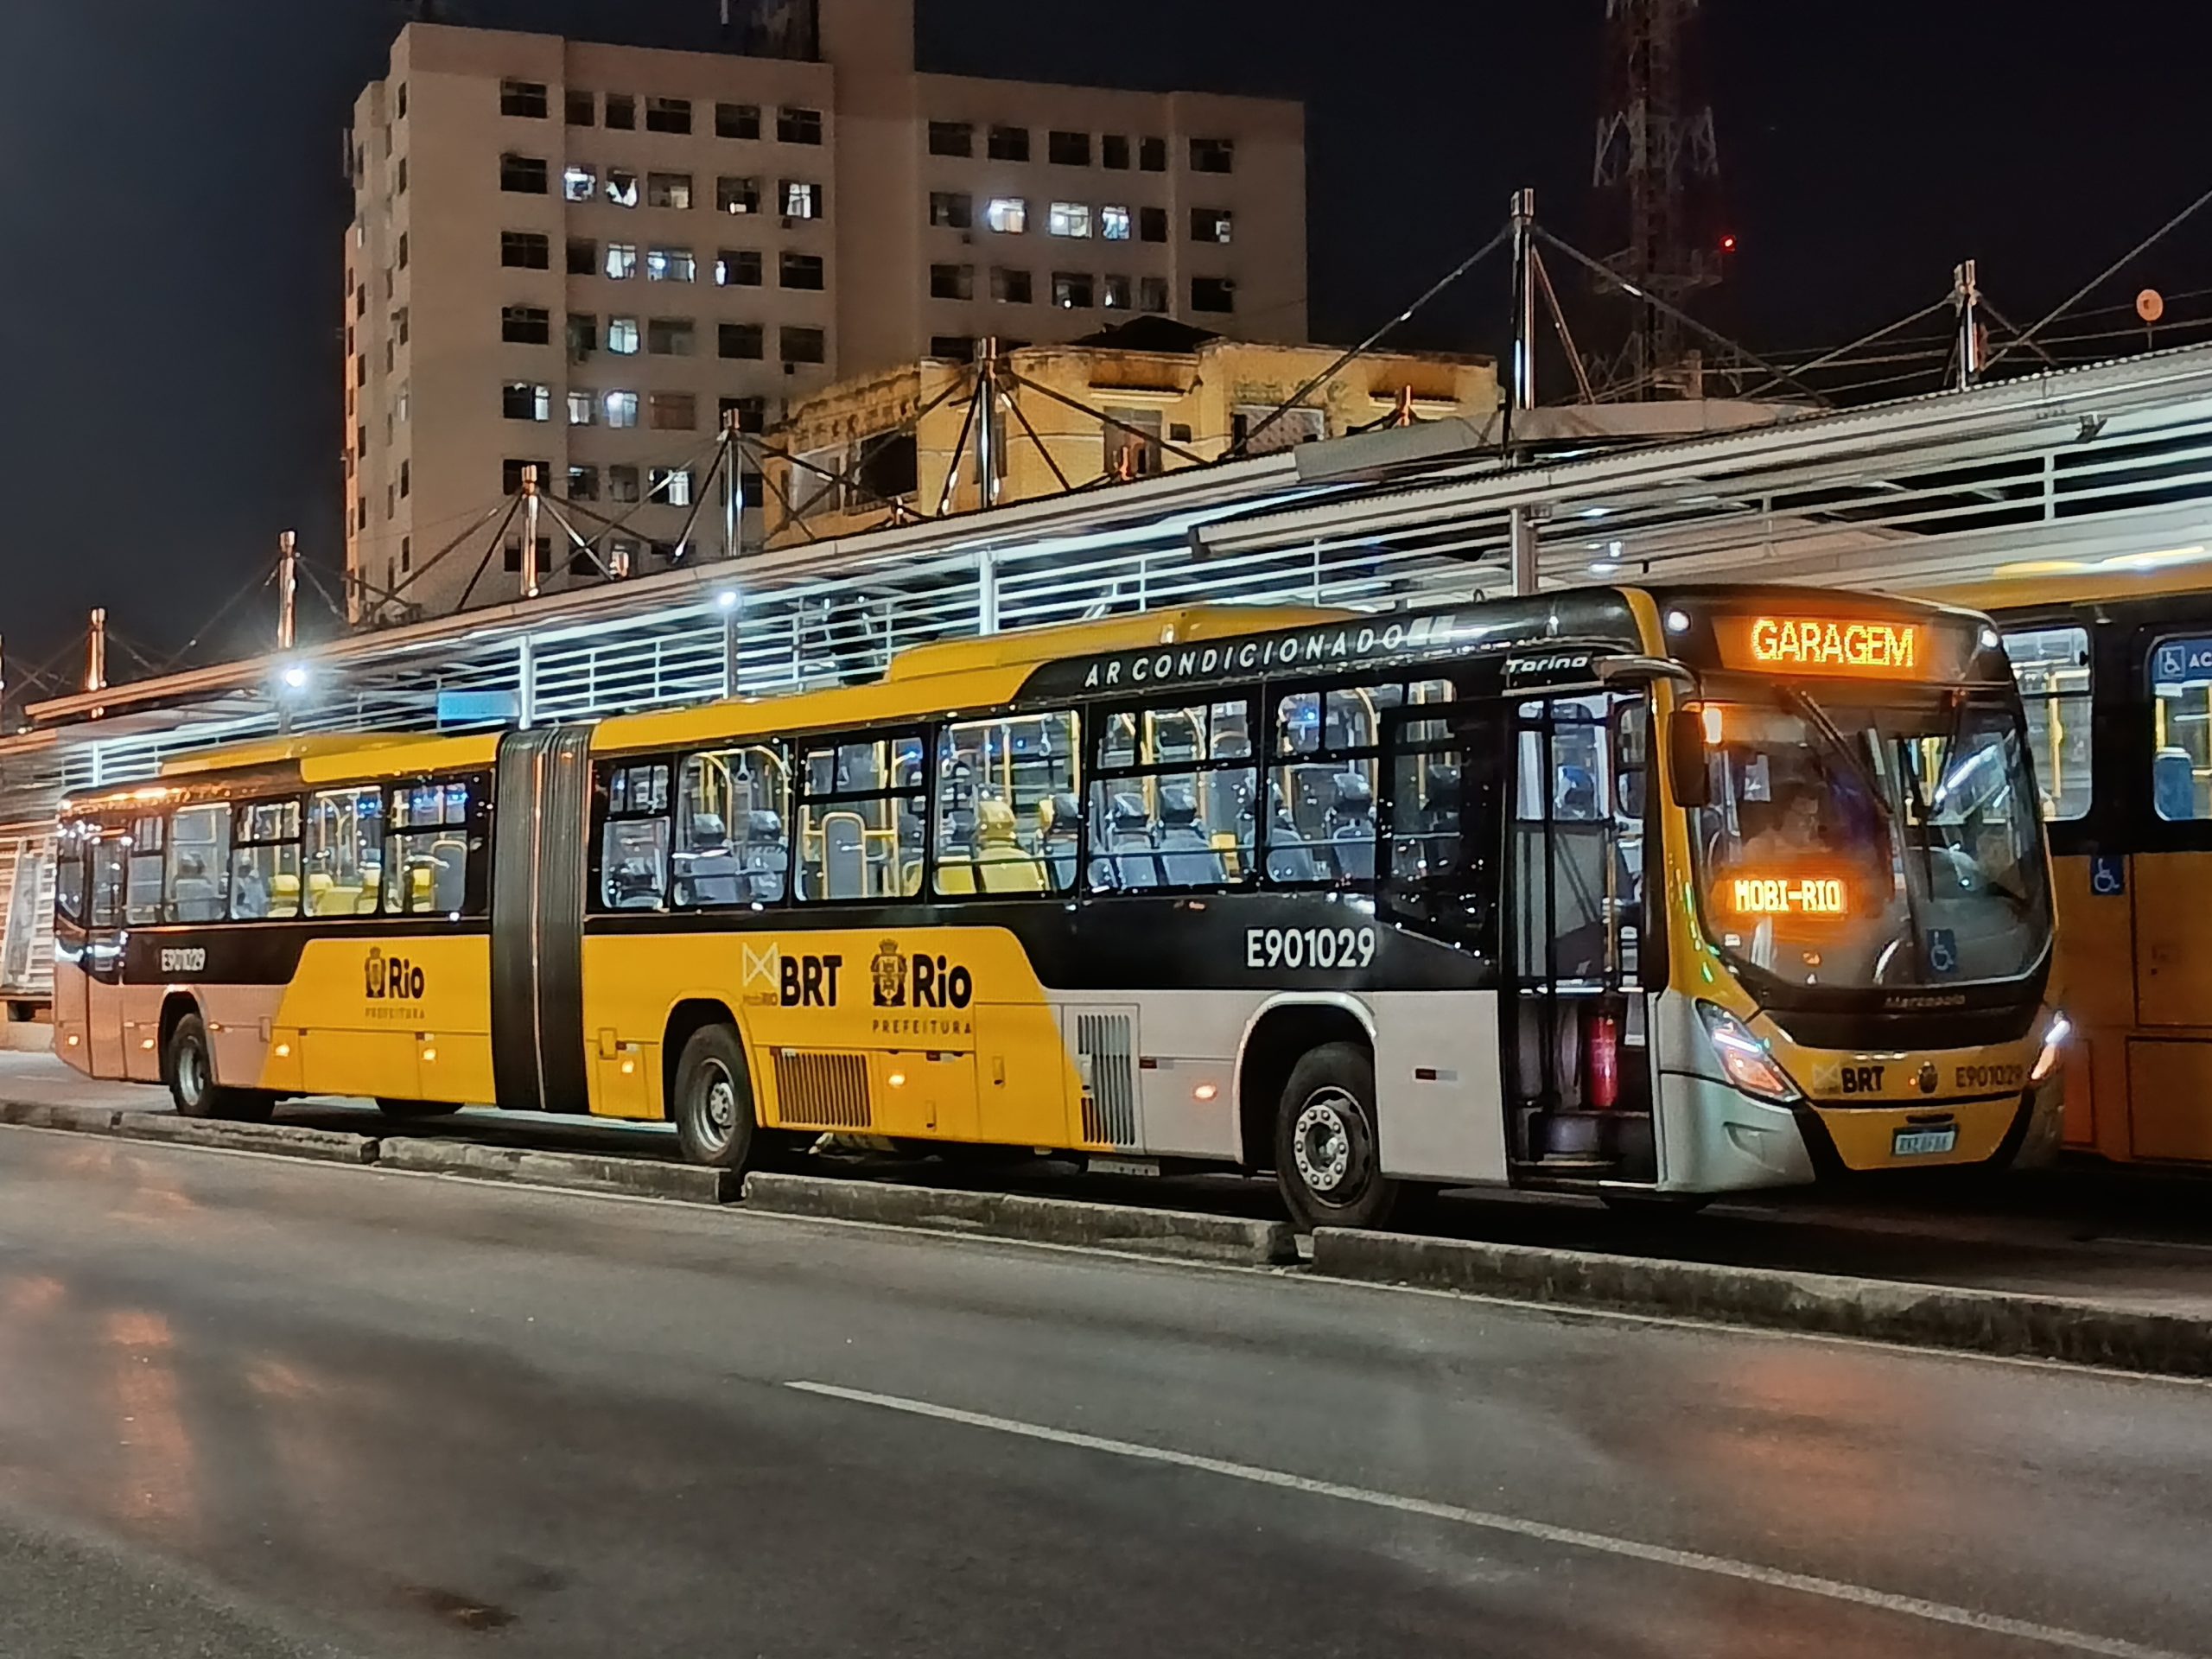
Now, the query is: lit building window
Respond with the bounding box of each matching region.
[607,316,640,354]
[647,247,696,283]
[605,168,639,208]
[984,198,1028,234]
[781,179,822,219]
[1048,201,1092,238]
[503,381,551,422]
[604,390,639,429]
[605,243,639,280]
[1052,271,1094,308]
[563,164,596,202]
[567,389,595,426]
[651,466,695,507]
[1101,205,1131,241]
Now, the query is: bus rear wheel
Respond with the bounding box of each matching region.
[1273,1042,1398,1232]
[672,1024,756,1172]
[164,1012,273,1123]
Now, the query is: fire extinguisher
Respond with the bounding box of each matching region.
[1586,1005,1620,1111]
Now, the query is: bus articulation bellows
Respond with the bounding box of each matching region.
[54,584,2067,1227]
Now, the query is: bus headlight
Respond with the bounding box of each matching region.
[1696,1001,1802,1104]
[2029,1011,2072,1084]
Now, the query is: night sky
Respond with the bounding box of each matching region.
[0,0,2203,683]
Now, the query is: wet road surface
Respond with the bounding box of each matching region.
[0,1127,2209,1656]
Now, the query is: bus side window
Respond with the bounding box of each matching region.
[794,731,925,902]
[124,815,166,926]
[677,745,788,907]
[934,712,1078,898]
[54,830,87,926]
[89,835,127,930]
[1086,697,1253,893]
[2145,631,2209,822]
[1269,678,1452,887]
[305,786,386,917]
[597,761,672,912]
[229,800,302,920]
[2003,625,2093,821]
[165,804,232,923]
[386,776,479,915]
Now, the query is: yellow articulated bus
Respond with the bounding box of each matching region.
[54,584,2068,1227]
[1926,569,2212,1166]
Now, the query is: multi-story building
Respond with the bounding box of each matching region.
[343,0,1307,620]
[760,319,1499,545]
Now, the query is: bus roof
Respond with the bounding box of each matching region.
[152,731,501,785]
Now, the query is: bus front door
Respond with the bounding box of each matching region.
[81,830,130,1078]
[1504,691,1656,1182]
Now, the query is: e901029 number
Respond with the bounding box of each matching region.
[1244,925,1376,971]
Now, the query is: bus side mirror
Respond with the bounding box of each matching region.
[1668,709,1711,808]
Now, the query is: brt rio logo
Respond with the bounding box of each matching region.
[365,946,427,1001]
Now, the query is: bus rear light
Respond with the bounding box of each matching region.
[2030,1011,2071,1084]
[1586,1010,1620,1109]
[1696,1002,1802,1104]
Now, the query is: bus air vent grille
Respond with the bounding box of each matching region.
[1076,1011,1138,1148]
[772,1050,873,1128]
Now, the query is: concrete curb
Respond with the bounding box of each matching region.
[378,1137,734,1204]
[744,1172,1300,1266]
[1309,1229,2212,1377]
[0,1101,123,1135]
[112,1115,379,1165]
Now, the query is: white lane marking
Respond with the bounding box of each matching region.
[788,1380,2191,1659]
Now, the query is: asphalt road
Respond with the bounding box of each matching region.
[15,1051,2212,1313]
[1,1128,2209,1657]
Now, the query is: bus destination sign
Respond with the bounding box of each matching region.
[1718,615,1925,678]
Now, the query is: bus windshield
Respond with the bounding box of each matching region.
[1688,686,2050,991]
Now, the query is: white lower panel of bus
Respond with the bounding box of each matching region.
[1051,988,1510,1186]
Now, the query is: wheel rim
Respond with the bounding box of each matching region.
[696,1059,738,1154]
[176,1038,207,1107]
[1292,1089,1362,1199]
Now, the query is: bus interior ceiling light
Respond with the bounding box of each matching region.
[716,589,739,610]
[1666,609,1691,633]
[1696,1002,1802,1103]
[279,664,310,691]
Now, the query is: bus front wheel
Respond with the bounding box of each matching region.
[672,1024,756,1171]
[164,1012,273,1123]
[1274,1042,1397,1232]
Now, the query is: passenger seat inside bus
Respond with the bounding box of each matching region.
[170,855,222,922]
[1043,793,1082,891]
[431,839,468,912]
[1156,785,1224,886]
[1099,791,1161,891]
[2156,747,2197,821]
[973,798,1046,893]
[741,810,787,901]
[673,814,743,907]
[1328,773,1376,882]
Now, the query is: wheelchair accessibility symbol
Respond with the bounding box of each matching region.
[2090,854,2126,897]
[1926,928,1959,978]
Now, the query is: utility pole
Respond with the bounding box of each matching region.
[722,410,745,561]
[1952,259,1986,390]
[1506,188,1538,452]
[519,465,542,601]
[86,608,107,693]
[276,530,299,652]
[974,338,1002,512]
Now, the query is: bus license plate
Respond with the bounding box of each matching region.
[1892,1126,1958,1158]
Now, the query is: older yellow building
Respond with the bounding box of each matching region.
[760,319,1497,544]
